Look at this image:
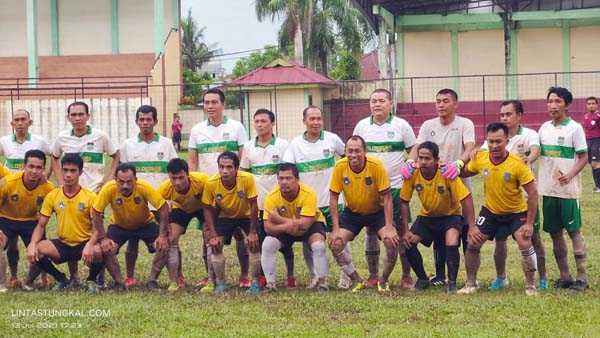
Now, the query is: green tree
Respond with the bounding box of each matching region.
[231,46,284,79]
[181,9,218,71]
[182,68,212,104]
[329,49,360,80]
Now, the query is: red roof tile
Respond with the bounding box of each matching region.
[360,49,380,81]
[228,59,336,86]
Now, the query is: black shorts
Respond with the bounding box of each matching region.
[257,211,293,256]
[170,208,204,234]
[410,215,462,247]
[273,222,327,249]
[0,217,39,249]
[587,138,600,162]
[51,239,88,264]
[339,208,385,238]
[215,218,250,245]
[173,132,182,143]
[107,222,160,253]
[477,206,527,241]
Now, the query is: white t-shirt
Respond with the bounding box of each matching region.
[51,126,117,193]
[353,115,416,189]
[188,116,247,176]
[0,133,51,172]
[482,125,540,172]
[538,117,587,199]
[120,133,178,189]
[283,131,345,207]
[240,136,289,210]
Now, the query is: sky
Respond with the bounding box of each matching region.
[181,0,281,73]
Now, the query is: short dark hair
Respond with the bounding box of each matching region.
[61,153,84,171]
[13,109,31,119]
[277,162,299,178]
[436,88,458,101]
[254,109,275,123]
[116,162,137,177]
[217,151,240,168]
[67,101,89,115]
[547,87,573,105]
[486,122,509,137]
[203,88,225,103]
[501,100,524,114]
[418,141,439,160]
[24,149,46,166]
[136,105,158,121]
[302,105,322,119]
[345,135,366,149]
[370,88,392,100]
[587,96,598,103]
[167,158,189,174]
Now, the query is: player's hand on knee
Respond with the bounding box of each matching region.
[247,232,259,253]
[209,236,223,252]
[328,231,344,253]
[400,160,416,179]
[401,232,412,249]
[26,243,39,264]
[153,235,169,254]
[381,226,400,248]
[467,227,485,246]
[100,238,116,254]
[518,223,533,239]
[82,243,95,264]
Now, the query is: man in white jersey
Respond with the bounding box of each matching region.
[283,106,345,288]
[188,88,251,288]
[479,100,548,291]
[353,88,415,289]
[0,109,53,289]
[538,87,589,291]
[119,105,178,287]
[401,88,475,286]
[241,109,296,288]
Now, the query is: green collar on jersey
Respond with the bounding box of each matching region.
[302,130,324,143]
[552,116,572,127]
[254,134,276,148]
[12,132,31,143]
[370,114,393,125]
[137,132,160,143]
[70,126,92,137]
[206,115,228,126]
[509,125,524,139]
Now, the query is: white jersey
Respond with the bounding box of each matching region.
[240,136,289,210]
[188,116,247,176]
[283,131,345,207]
[482,125,540,172]
[538,117,587,199]
[353,115,416,189]
[416,115,475,190]
[51,126,117,193]
[0,133,51,172]
[120,133,178,189]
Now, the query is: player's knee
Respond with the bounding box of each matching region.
[550,230,565,240]
[125,241,139,254]
[467,245,481,254]
[262,236,281,255]
[310,241,326,255]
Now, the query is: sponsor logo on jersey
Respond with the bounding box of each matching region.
[134,196,142,204]
[37,196,44,206]
[483,168,489,177]
[437,186,445,194]
[343,177,350,185]
[503,172,511,181]
[86,142,94,150]
[237,190,245,198]
[116,198,123,205]
[365,177,373,185]
[279,206,287,214]
[322,148,330,158]
[10,194,18,201]
[387,131,395,139]
[222,132,230,140]
[557,136,565,145]
[415,184,423,192]
[296,207,302,214]
[59,201,65,209]
[157,152,164,160]
[194,193,202,200]
[430,130,436,137]
[272,154,280,163]
[78,202,85,211]
[216,193,223,201]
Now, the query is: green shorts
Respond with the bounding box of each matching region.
[542,196,581,233]
[320,205,344,232]
[392,188,411,226]
[533,208,540,234]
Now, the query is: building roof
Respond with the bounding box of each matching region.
[360,49,380,80]
[228,59,336,86]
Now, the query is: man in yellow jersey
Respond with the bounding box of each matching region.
[400,142,476,292]
[0,164,12,291]
[458,122,539,296]
[90,163,169,290]
[157,158,209,291]
[261,163,329,292]
[0,150,54,291]
[26,154,104,292]
[328,135,400,292]
[202,151,261,293]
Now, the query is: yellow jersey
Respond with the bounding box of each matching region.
[93,178,166,229]
[400,164,471,217]
[467,151,534,214]
[0,172,54,221]
[263,183,325,223]
[158,172,209,214]
[330,156,390,215]
[0,164,10,179]
[201,170,257,219]
[41,186,96,246]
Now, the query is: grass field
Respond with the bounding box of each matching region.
[2,152,600,337]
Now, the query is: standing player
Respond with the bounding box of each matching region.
[400,142,476,292]
[201,152,261,292]
[353,88,416,289]
[583,96,600,192]
[0,109,53,289]
[283,106,346,288]
[188,88,251,288]
[538,87,589,290]
[0,150,54,290]
[241,109,296,288]
[401,88,476,286]
[172,115,183,152]
[328,136,401,292]
[261,163,329,291]
[479,100,548,291]
[458,122,538,296]
[119,105,178,287]
[156,159,209,291]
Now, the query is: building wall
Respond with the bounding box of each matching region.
[0,0,27,56]
[119,0,155,53]
[59,0,112,55]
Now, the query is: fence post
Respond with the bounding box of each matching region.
[81,77,85,98]
[482,75,486,137]
[16,79,20,100]
[410,77,415,128]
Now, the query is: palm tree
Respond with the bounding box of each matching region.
[181,9,219,71]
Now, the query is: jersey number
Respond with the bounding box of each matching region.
[476,216,486,226]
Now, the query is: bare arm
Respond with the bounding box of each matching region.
[460,195,476,228]
[26,215,50,263]
[460,142,476,164]
[381,189,394,228]
[52,156,64,186]
[525,146,540,165]
[188,150,199,171]
[329,192,341,231]
[522,181,538,227]
[105,152,120,183]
